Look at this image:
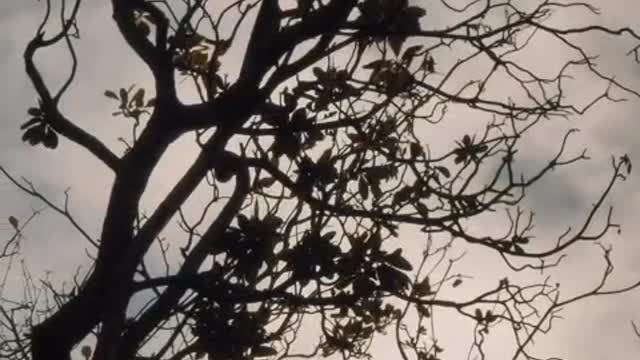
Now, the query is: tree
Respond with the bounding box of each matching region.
[2,0,640,359]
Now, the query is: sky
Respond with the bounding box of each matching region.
[1,1,640,359]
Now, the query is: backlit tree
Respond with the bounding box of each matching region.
[1,1,639,360]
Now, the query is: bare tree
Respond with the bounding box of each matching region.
[2,0,640,360]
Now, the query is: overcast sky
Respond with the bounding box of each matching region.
[1,1,640,359]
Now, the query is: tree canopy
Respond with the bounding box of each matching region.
[1,1,640,360]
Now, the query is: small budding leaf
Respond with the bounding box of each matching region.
[452,278,463,288]
[475,308,483,322]
[8,216,19,229]
[104,90,119,100]
[131,88,145,108]
[119,88,128,109]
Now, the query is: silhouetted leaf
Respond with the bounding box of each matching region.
[257,177,276,189]
[8,216,19,229]
[475,308,483,322]
[22,125,44,145]
[363,59,389,70]
[321,231,337,242]
[388,35,405,56]
[402,45,422,64]
[27,107,42,117]
[237,214,250,232]
[513,236,530,244]
[359,177,369,200]
[385,248,413,271]
[119,88,128,109]
[415,202,429,218]
[252,345,278,357]
[353,276,375,296]
[435,166,450,178]
[131,88,145,108]
[43,129,59,149]
[20,118,41,130]
[377,264,410,292]
[104,90,119,100]
[414,276,431,296]
[410,142,423,158]
[485,310,497,323]
[417,304,430,318]
[404,6,426,18]
[513,244,524,254]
